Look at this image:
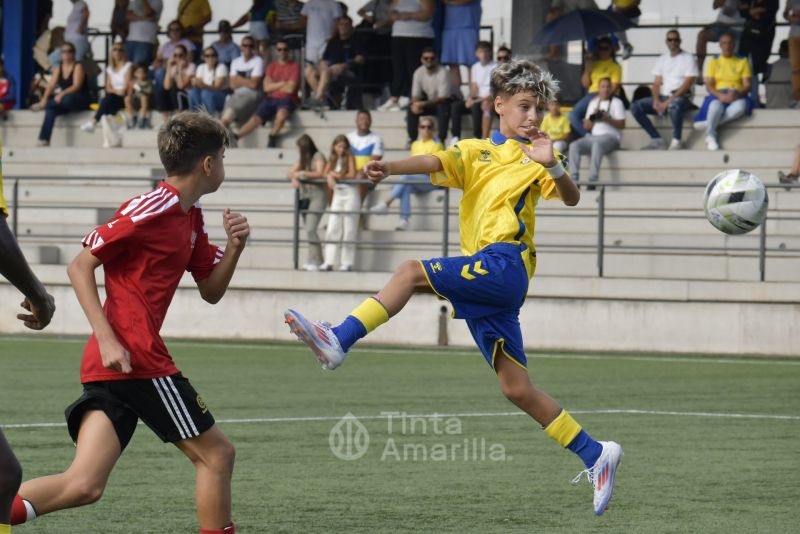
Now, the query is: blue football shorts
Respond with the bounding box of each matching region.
[420,242,535,369]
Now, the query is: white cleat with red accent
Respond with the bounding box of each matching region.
[284,309,347,370]
[572,441,623,516]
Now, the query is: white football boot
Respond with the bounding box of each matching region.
[571,440,623,516]
[284,309,347,370]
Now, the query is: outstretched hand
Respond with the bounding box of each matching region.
[364,160,391,183]
[17,293,55,330]
[224,208,250,249]
[520,127,557,167]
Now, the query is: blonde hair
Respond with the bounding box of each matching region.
[490,59,559,102]
[328,134,352,174]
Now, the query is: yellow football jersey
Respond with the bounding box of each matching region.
[588,58,622,93]
[541,113,571,141]
[410,138,444,157]
[0,136,7,218]
[705,55,751,92]
[431,131,562,278]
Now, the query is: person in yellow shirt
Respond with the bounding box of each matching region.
[569,37,622,137]
[694,31,753,151]
[285,59,624,517]
[368,116,445,230]
[540,98,571,154]
[177,0,212,63]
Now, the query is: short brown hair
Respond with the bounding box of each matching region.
[157,112,230,175]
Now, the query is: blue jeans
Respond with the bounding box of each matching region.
[391,174,439,221]
[630,95,693,141]
[125,41,155,66]
[568,92,597,138]
[706,98,749,139]
[188,88,227,115]
[39,93,91,141]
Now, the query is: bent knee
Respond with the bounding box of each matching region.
[396,260,427,287]
[69,478,106,506]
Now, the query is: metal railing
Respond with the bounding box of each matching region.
[8,174,799,282]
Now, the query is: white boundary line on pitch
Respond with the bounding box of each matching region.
[3,408,799,429]
[1,336,799,366]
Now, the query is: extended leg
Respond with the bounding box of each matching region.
[0,431,22,523]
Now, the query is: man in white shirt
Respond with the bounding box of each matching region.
[126,0,163,66]
[467,40,496,139]
[568,78,626,190]
[221,35,264,128]
[632,29,698,150]
[301,0,343,64]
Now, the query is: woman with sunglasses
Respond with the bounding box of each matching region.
[80,43,132,133]
[32,42,91,147]
[189,47,229,116]
[152,21,196,114]
[162,44,196,116]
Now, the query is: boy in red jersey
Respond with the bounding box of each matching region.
[10,112,249,534]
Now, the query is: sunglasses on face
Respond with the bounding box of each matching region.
[241,43,254,48]
[422,56,435,61]
[497,55,509,61]
[666,37,680,42]
[276,47,289,52]
[419,124,433,130]
[61,49,74,54]
[174,53,185,58]
[204,53,217,58]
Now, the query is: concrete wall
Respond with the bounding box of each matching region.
[3,271,797,357]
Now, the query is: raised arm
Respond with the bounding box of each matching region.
[68,247,131,373]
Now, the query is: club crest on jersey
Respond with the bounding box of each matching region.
[520,156,531,165]
[197,395,208,413]
[191,230,198,249]
[429,261,443,273]
[478,150,491,163]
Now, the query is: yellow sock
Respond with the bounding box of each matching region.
[0,523,11,534]
[350,297,389,333]
[543,409,582,447]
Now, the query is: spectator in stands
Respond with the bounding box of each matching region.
[111,0,130,42]
[738,0,779,104]
[64,0,90,61]
[377,0,435,112]
[467,40,496,139]
[211,20,241,67]
[778,143,800,183]
[307,16,367,110]
[786,0,800,102]
[568,77,625,189]
[33,42,91,147]
[407,48,461,146]
[369,115,443,230]
[301,0,344,77]
[545,0,599,62]
[440,0,482,91]
[496,45,511,63]
[696,0,745,76]
[80,42,132,133]
[161,44,196,115]
[176,0,212,63]
[189,47,229,116]
[232,39,300,147]
[233,0,273,59]
[320,135,359,271]
[766,40,793,108]
[152,21,195,113]
[347,109,384,202]
[541,98,570,154]
[288,134,328,270]
[125,63,153,128]
[221,36,265,128]
[0,59,17,117]
[569,37,621,138]
[631,29,698,150]
[125,0,162,66]
[357,0,393,105]
[274,0,307,48]
[694,31,753,151]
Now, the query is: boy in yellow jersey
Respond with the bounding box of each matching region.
[285,60,623,516]
[0,136,56,534]
[540,98,571,155]
[369,116,444,230]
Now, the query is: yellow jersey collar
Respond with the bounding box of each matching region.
[490,130,529,146]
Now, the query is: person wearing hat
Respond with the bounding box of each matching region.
[212,20,242,67]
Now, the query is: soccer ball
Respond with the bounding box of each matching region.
[703,169,768,235]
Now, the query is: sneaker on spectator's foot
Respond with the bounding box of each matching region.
[778,171,798,184]
[378,99,400,111]
[693,120,708,131]
[267,134,278,148]
[395,219,409,231]
[318,263,333,271]
[571,441,623,516]
[302,262,320,271]
[621,43,634,60]
[130,115,139,129]
[284,309,347,370]
[80,120,96,133]
[668,138,683,150]
[36,140,49,147]
[139,117,151,129]
[370,203,389,214]
[338,264,353,272]
[640,138,664,150]
[706,136,720,151]
[448,136,460,148]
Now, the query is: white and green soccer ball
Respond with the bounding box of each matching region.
[704,169,768,235]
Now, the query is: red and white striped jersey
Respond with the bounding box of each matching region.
[80,182,223,383]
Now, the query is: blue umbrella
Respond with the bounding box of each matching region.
[531,9,635,46]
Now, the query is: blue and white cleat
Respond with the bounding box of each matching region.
[284,309,347,370]
[572,441,623,516]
